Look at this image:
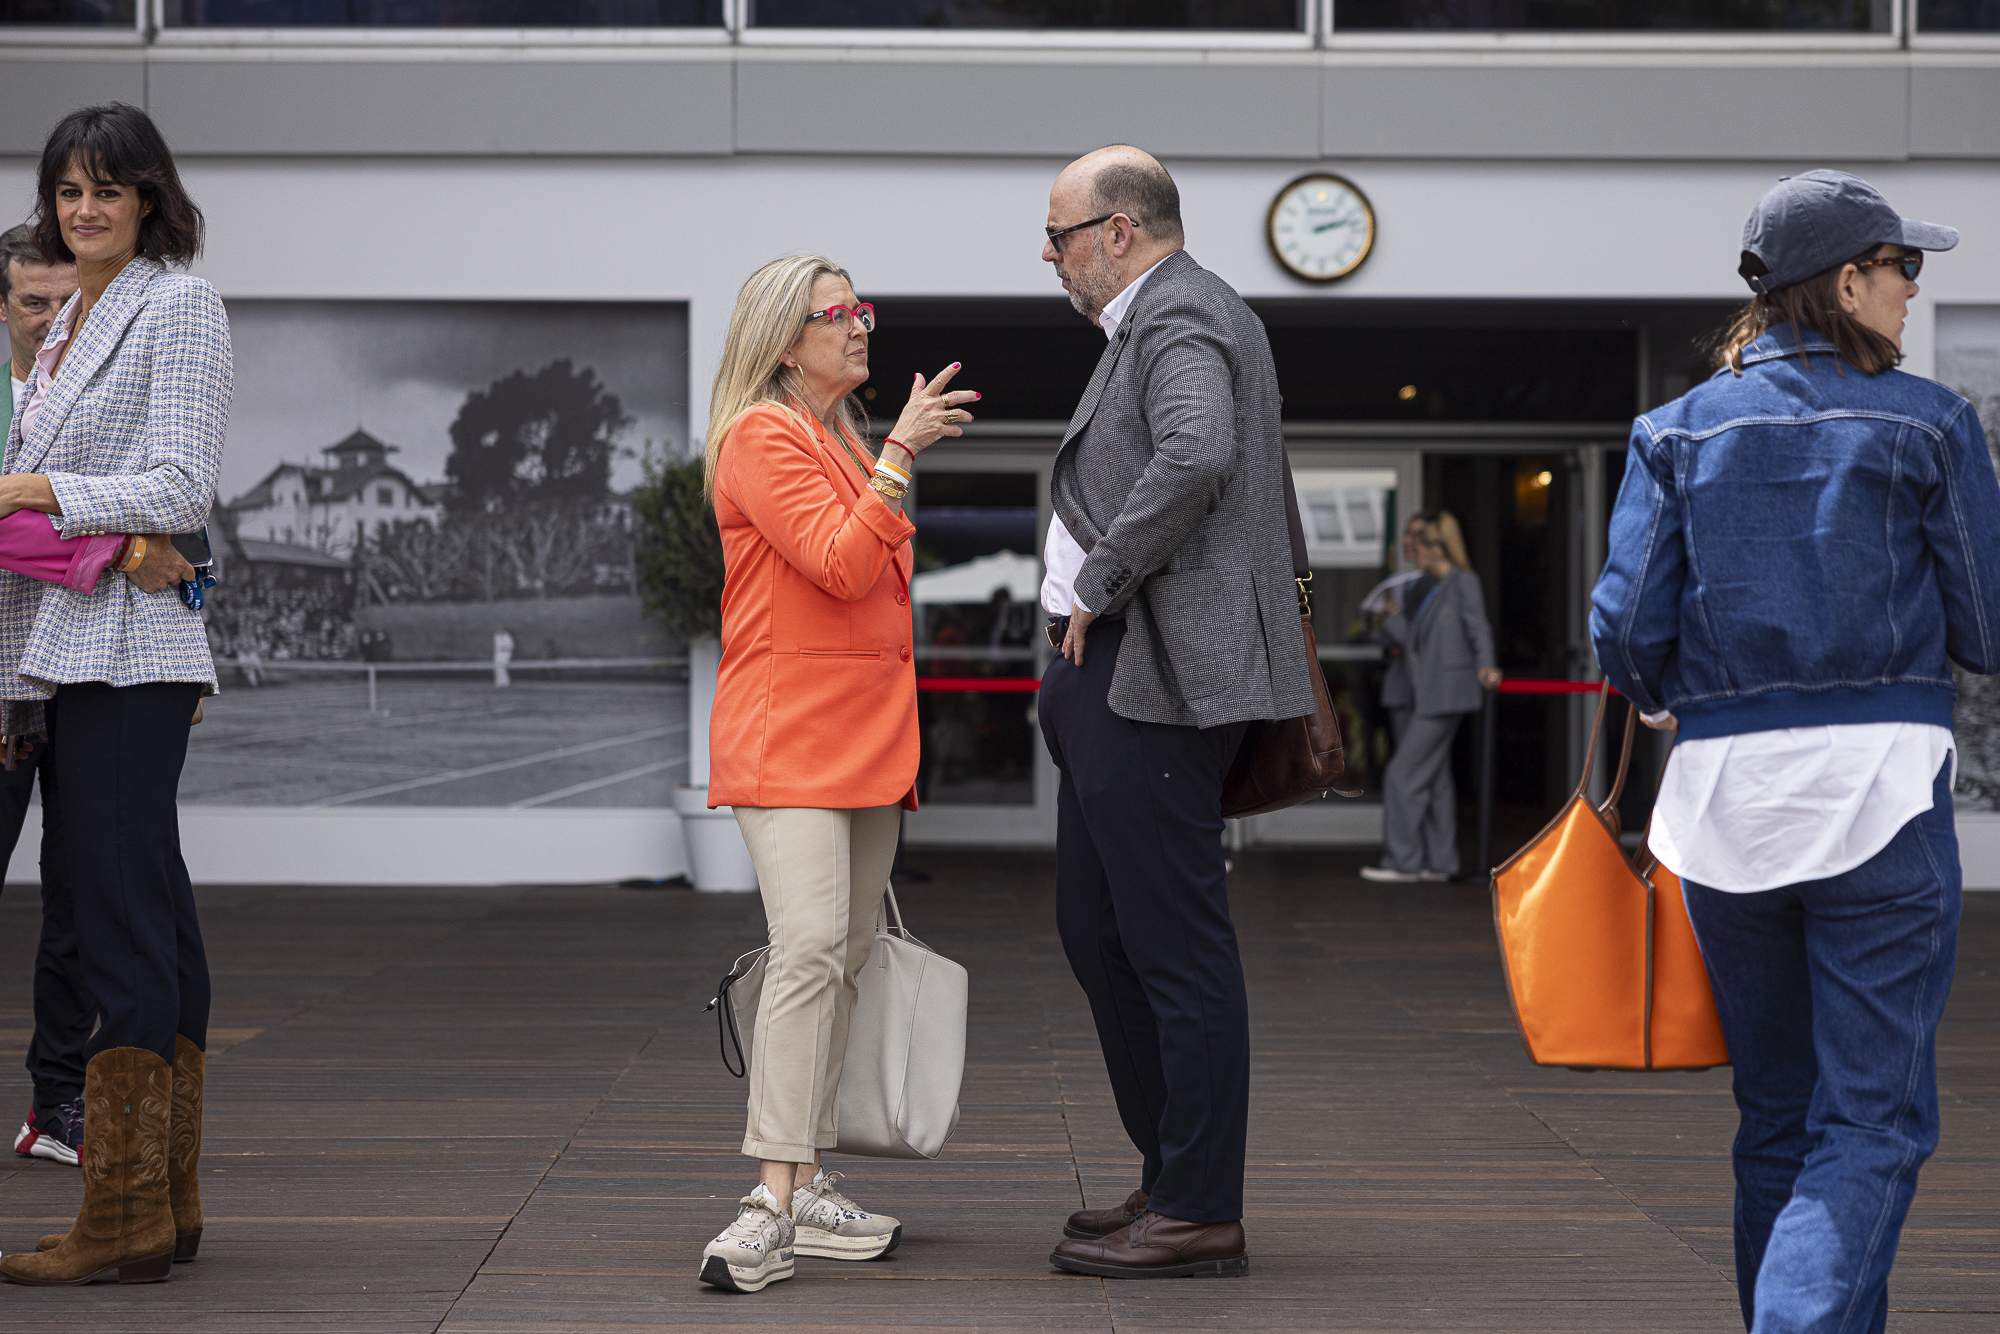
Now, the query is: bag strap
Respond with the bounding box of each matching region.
[1632,740,1677,877]
[1571,681,1614,798]
[704,945,769,1080]
[1279,447,1314,615]
[1595,698,1641,817]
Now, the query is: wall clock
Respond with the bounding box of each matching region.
[1267,172,1376,283]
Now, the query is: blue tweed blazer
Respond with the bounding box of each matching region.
[1,257,230,703]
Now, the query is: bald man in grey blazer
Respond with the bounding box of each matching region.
[1035,146,1312,1281]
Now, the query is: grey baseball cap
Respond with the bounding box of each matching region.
[1739,170,1958,295]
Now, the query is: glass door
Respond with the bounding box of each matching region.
[901,453,1057,844]
[1239,449,1422,846]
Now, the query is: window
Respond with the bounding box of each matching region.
[1919,1,2000,30]
[751,1,1303,30]
[162,1,722,26]
[2,0,135,25]
[1332,1,1891,32]
[376,485,396,506]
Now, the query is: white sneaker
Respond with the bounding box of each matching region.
[1359,865,1424,883]
[1417,869,1453,882]
[790,1169,903,1261]
[699,1183,796,1293]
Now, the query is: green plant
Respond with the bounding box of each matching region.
[633,451,725,641]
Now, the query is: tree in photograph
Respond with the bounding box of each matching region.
[503,504,600,599]
[445,359,632,516]
[358,518,471,605]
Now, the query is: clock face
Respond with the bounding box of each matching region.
[1267,173,1376,283]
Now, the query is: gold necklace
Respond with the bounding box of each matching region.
[828,423,874,481]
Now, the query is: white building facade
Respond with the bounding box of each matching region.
[5,2,1998,882]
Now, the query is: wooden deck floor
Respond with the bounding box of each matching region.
[0,850,1995,1332]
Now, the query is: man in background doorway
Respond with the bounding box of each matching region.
[0,222,91,1168]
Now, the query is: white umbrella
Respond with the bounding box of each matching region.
[910,550,1041,604]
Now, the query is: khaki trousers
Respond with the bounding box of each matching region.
[733,804,900,1163]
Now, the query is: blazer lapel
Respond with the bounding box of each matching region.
[1412,571,1453,646]
[1056,322,1131,458]
[19,259,159,473]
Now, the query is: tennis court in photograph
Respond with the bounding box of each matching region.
[181,660,689,809]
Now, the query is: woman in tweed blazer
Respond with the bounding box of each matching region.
[0,103,226,1288]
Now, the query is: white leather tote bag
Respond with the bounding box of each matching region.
[708,885,966,1160]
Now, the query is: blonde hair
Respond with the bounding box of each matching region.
[703,253,870,498]
[1416,510,1472,572]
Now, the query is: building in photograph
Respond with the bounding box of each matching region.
[6,1,1997,871]
[227,429,442,557]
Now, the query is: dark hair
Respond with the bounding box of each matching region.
[31,103,203,268]
[1714,249,1902,377]
[0,223,48,303]
[1091,155,1184,245]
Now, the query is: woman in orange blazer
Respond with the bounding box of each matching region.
[696,254,978,1295]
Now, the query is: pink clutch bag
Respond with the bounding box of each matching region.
[0,510,125,592]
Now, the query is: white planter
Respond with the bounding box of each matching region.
[673,785,759,893]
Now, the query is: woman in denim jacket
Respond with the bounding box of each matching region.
[1591,171,2000,1334]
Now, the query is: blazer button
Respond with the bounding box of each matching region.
[899,646,911,662]
[896,592,908,606]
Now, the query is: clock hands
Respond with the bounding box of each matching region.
[1312,207,1360,235]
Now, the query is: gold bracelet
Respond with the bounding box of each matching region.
[868,474,908,502]
[119,535,149,573]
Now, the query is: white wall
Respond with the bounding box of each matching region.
[5,153,1994,423]
[4,805,687,887]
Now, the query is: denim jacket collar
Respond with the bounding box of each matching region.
[1736,325,1839,370]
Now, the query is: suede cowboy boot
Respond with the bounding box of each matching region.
[2,1047,174,1285]
[166,1036,204,1261]
[37,1037,204,1263]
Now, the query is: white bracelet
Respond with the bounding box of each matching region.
[874,457,912,485]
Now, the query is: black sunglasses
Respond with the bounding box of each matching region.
[1854,252,1923,282]
[1045,212,1134,254]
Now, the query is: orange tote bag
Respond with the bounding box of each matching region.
[1490,684,1728,1072]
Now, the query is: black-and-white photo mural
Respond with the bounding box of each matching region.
[1939,306,2000,809]
[184,300,691,809]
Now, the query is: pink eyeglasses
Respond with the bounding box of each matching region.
[804,302,876,334]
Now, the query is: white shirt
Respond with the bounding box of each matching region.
[9,373,25,419]
[1040,255,1174,618]
[1650,723,1954,894]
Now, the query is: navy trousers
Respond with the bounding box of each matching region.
[0,742,91,1118]
[43,683,209,1066]
[1038,617,1250,1224]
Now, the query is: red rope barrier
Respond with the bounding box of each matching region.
[1498,679,1617,696]
[917,675,1616,697]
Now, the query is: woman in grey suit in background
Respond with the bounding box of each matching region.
[1363,511,1501,883]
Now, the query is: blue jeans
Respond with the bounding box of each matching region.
[1683,762,1960,1334]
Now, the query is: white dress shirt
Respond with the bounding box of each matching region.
[1040,255,1174,618]
[1650,722,1955,894]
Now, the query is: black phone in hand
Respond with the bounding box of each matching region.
[172,527,213,569]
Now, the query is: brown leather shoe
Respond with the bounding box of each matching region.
[1050,1211,1249,1279]
[1063,1188,1148,1241]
